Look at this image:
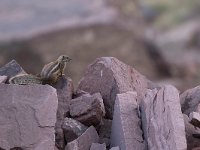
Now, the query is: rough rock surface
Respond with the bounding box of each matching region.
[54,147,59,150]
[53,76,73,149]
[0,76,7,83]
[62,117,88,143]
[65,126,99,150]
[140,85,187,150]
[110,91,145,150]
[70,93,105,126]
[181,85,200,115]
[72,89,89,99]
[110,146,120,150]
[53,76,74,119]
[90,143,106,150]
[78,57,151,118]
[184,114,200,150]
[0,84,58,150]
[189,112,200,128]
[0,60,25,79]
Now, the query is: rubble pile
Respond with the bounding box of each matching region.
[0,57,199,150]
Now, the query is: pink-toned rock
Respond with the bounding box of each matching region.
[110,92,145,150]
[62,117,87,143]
[0,60,26,79]
[72,89,89,99]
[78,57,151,118]
[54,146,59,150]
[181,85,200,115]
[69,93,105,126]
[53,76,73,149]
[110,146,120,150]
[65,126,99,150]
[192,147,200,150]
[140,85,187,150]
[0,84,58,150]
[184,114,200,150]
[0,75,7,83]
[90,143,106,150]
[53,76,74,119]
[189,112,200,128]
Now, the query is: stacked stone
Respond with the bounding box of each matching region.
[0,57,199,150]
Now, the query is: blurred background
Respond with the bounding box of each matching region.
[1,0,200,91]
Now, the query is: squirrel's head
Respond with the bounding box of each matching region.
[58,55,72,63]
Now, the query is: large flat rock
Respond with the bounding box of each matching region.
[110,92,145,150]
[140,85,187,150]
[0,84,58,150]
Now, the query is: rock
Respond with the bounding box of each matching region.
[69,93,105,126]
[0,84,58,150]
[98,119,112,148]
[156,77,198,93]
[54,146,59,150]
[0,60,25,80]
[65,126,99,150]
[72,89,89,99]
[53,76,73,149]
[110,92,145,150]
[53,76,74,119]
[78,57,150,118]
[90,143,106,150]
[140,85,187,150]
[110,146,120,150]
[189,112,200,128]
[184,114,200,150]
[192,147,200,150]
[62,117,88,143]
[0,76,7,83]
[181,85,200,116]
[10,148,23,150]
[99,138,110,149]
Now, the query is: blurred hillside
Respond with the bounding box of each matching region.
[141,0,200,29]
[1,0,200,90]
[141,0,200,91]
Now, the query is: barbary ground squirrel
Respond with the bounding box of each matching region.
[9,55,71,85]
